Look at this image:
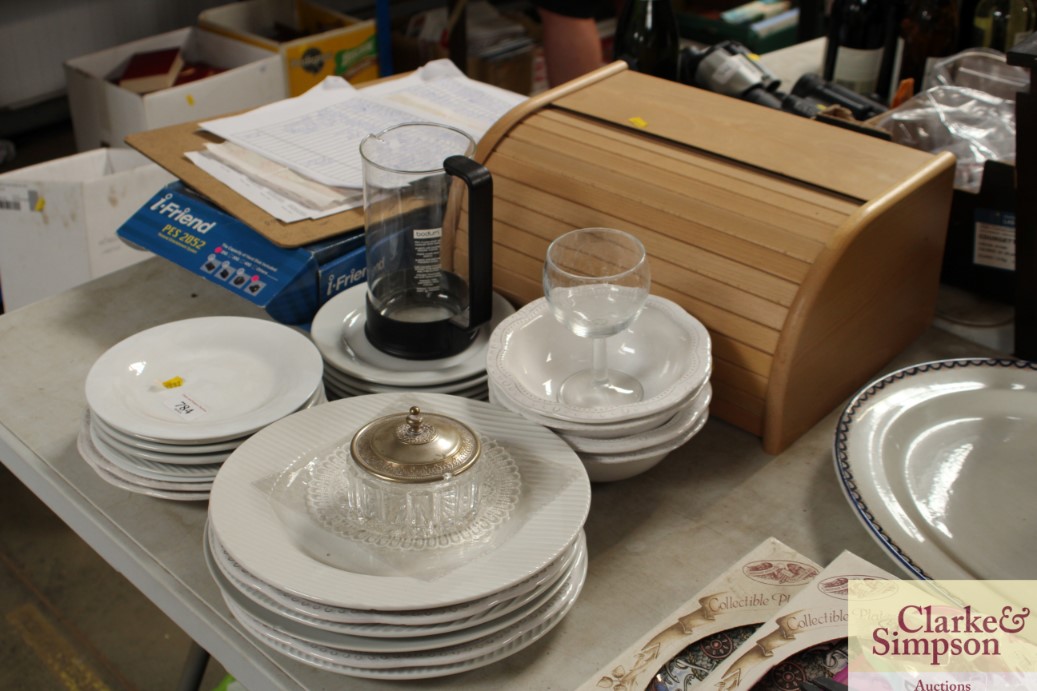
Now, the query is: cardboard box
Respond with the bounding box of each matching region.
[65,26,285,151]
[116,182,366,325]
[0,148,175,312]
[391,31,534,95]
[198,0,378,96]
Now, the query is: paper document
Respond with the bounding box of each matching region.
[185,151,363,224]
[200,60,526,189]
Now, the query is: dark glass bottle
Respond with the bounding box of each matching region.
[972,0,1036,50]
[823,0,897,98]
[613,0,681,81]
[898,0,959,93]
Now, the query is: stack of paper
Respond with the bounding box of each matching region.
[190,60,526,223]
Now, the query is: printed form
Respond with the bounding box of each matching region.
[200,60,526,190]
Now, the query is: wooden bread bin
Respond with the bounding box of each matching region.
[460,62,956,454]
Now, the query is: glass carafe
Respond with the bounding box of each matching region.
[360,123,493,360]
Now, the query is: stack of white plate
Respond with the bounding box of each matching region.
[77,317,325,501]
[308,283,516,401]
[205,392,591,680]
[486,296,713,482]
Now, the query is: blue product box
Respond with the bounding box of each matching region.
[117,182,366,325]
[319,244,369,303]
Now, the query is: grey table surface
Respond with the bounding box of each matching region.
[0,258,995,690]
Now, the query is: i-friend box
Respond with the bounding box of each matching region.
[117,182,366,325]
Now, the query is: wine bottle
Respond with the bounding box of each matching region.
[614,0,681,81]
[898,0,959,93]
[823,0,898,98]
[972,0,1036,51]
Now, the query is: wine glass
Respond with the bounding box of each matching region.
[543,228,651,407]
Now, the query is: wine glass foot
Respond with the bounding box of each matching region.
[558,369,644,407]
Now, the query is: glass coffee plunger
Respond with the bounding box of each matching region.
[360,123,494,360]
[543,228,651,407]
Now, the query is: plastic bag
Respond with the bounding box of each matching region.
[872,85,1015,193]
[873,49,1026,193]
[927,48,1030,100]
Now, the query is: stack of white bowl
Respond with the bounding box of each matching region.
[309,284,516,401]
[77,317,325,501]
[205,392,590,680]
[486,296,712,482]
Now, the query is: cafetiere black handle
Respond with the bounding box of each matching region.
[443,155,493,328]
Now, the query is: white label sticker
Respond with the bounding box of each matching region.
[161,391,209,419]
[413,227,442,294]
[0,183,36,213]
[833,46,883,95]
[973,209,1015,271]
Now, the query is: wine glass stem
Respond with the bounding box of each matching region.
[592,337,610,387]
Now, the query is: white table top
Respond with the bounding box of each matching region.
[0,258,993,690]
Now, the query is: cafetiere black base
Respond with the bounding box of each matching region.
[364,294,479,360]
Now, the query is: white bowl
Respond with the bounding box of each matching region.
[488,378,706,439]
[559,383,711,455]
[580,451,670,483]
[486,297,711,424]
[579,412,710,483]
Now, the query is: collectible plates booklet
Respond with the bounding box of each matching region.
[697,550,898,690]
[582,538,822,691]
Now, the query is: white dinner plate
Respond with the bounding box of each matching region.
[88,421,221,482]
[207,523,584,654]
[835,358,1037,580]
[86,317,323,443]
[87,383,326,456]
[311,284,514,385]
[324,377,490,403]
[91,419,232,465]
[225,545,585,677]
[322,365,488,395]
[208,520,583,637]
[208,524,581,628]
[90,412,249,455]
[208,393,590,611]
[77,424,212,500]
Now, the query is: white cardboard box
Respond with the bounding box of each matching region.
[0,148,175,311]
[65,26,285,151]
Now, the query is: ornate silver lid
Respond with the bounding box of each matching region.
[349,406,481,483]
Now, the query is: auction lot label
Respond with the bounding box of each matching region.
[849,580,1037,690]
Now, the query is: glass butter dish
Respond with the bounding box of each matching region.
[268,397,522,576]
[343,405,484,539]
